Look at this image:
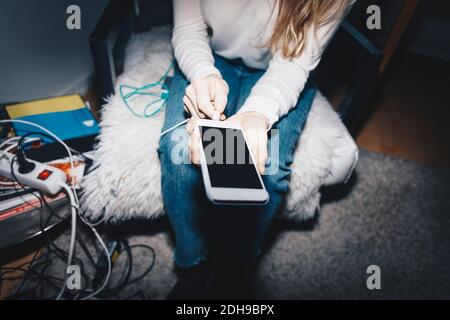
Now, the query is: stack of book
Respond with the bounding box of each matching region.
[0,184,69,248]
[0,182,67,222]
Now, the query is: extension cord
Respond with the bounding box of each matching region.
[0,151,66,195]
[0,119,111,300]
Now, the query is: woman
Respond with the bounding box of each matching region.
[158,0,354,299]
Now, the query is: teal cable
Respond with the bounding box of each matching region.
[119,61,174,118]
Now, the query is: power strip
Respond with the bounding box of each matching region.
[0,151,66,195]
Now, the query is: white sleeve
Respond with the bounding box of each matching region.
[237,14,347,127]
[172,0,221,82]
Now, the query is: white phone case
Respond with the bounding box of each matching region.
[196,119,269,206]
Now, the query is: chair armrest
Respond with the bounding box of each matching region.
[341,21,383,59]
[337,21,384,135]
[90,0,136,102]
[316,20,383,137]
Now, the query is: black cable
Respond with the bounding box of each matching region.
[76,231,97,268]
[1,237,157,300]
[16,131,102,225]
[10,155,81,265]
[8,156,51,296]
[1,142,71,298]
[10,155,89,277]
[3,157,80,298]
[1,143,157,300]
[126,245,156,286]
[94,240,133,298]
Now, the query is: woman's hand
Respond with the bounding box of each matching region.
[227,112,270,174]
[186,117,202,166]
[186,112,270,175]
[183,74,228,120]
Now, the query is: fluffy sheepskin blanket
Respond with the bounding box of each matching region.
[81,26,348,223]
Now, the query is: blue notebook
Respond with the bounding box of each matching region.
[5,94,100,143]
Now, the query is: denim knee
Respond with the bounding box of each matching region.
[159,131,211,267]
[158,127,190,164]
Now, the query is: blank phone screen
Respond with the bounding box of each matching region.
[200,126,263,189]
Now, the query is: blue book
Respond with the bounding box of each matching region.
[5,94,100,143]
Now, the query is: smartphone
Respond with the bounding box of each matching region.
[197,119,269,205]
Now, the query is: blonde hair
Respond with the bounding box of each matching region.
[269,0,352,60]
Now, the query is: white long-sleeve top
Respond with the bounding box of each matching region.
[172,0,353,126]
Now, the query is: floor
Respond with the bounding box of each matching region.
[356,53,450,167]
[255,150,450,299]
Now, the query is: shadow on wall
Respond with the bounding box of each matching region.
[0,0,109,102]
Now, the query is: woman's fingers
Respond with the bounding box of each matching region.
[245,129,259,169]
[246,129,268,175]
[195,82,216,119]
[183,95,196,117]
[191,127,201,165]
[185,75,229,120]
[186,117,196,134]
[257,130,268,175]
[187,118,201,165]
[213,91,227,114]
[185,95,206,118]
[188,135,198,165]
[185,86,206,118]
[210,78,228,115]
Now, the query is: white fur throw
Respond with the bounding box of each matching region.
[81,26,350,223]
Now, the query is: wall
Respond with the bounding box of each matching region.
[0,0,109,102]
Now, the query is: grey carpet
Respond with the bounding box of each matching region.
[49,150,450,299]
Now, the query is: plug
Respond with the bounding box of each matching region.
[16,150,36,174]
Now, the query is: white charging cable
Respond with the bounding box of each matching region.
[159,119,189,137]
[0,136,20,149]
[0,119,111,300]
[0,120,77,193]
[0,137,40,187]
[0,114,217,297]
[159,113,220,138]
[58,182,111,300]
[55,182,78,300]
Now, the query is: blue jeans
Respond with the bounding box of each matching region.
[158,55,317,268]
